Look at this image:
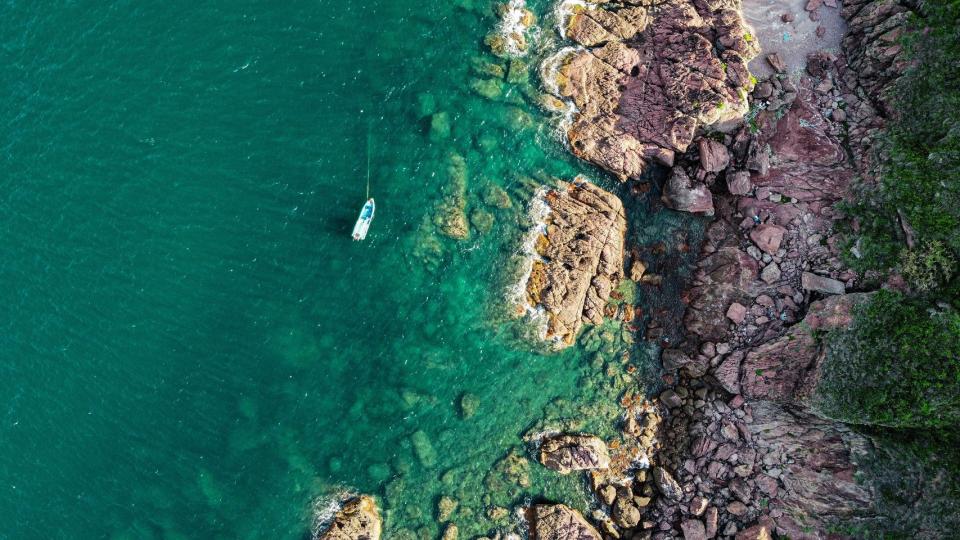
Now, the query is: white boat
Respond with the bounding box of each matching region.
[352,198,375,241]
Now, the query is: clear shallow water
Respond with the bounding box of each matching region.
[0,1,698,538]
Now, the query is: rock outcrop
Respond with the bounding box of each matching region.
[552,0,760,180]
[529,504,602,540]
[524,178,626,346]
[317,496,381,540]
[539,434,611,474]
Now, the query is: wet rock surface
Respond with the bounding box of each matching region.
[317,496,381,540]
[553,0,760,180]
[538,434,611,474]
[524,178,626,347]
[529,503,602,540]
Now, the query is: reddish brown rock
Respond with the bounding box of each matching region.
[766,53,786,73]
[726,302,747,324]
[524,179,626,347]
[740,294,870,401]
[663,167,715,215]
[699,139,730,173]
[727,170,752,196]
[681,519,708,540]
[749,224,786,255]
[554,1,759,180]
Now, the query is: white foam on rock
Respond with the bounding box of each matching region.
[310,491,356,539]
[553,0,593,39]
[496,0,537,57]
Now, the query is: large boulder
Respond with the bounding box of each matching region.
[530,504,602,540]
[317,496,382,540]
[662,167,714,215]
[523,178,626,346]
[539,434,611,474]
[552,1,759,180]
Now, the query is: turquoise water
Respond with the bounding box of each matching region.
[0,2,698,538]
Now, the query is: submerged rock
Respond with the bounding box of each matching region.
[539,434,611,474]
[434,153,470,240]
[529,504,602,540]
[317,495,381,540]
[523,178,626,347]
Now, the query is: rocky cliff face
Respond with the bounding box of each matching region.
[549,0,760,180]
[523,178,626,347]
[839,0,912,174]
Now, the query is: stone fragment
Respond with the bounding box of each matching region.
[689,496,708,516]
[660,389,683,409]
[727,501,747,515]
[699,139,730,172]
[714,353,742,394]
[539,434,611,474]
[613,498,641,528]
[727,170,752,196]
[599,485,617,506]
[750,224,786,255]
[801,272,845,295]
[726,302,747,324]
[735,524,772,540]
[705,507,718,538]
[766,53,786,73]
[662,167,714,215]
[653,467,683,500]
[760,263,781,284]
[630,260,647,282]
[662,349,692,371]
[681,519,707,540]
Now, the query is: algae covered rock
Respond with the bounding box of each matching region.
[437,495,458,522]
[539,434,611,474]
[470,209,495,234]
[458,392,480,419]
[317,495,382,540]
[433,153,470,240]
[430,112,451,141]
[481,184,511,209]
[410,430,437,468]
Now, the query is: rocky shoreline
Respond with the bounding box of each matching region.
[315,0,923,538]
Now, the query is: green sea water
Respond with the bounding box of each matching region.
[0,1,701,538]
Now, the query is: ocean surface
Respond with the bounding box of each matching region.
[0,2,700,538]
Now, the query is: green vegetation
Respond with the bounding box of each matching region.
[842,2,960,275]
[828,2,960,428]
[818,290,960,428]
[821,6,960,533]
